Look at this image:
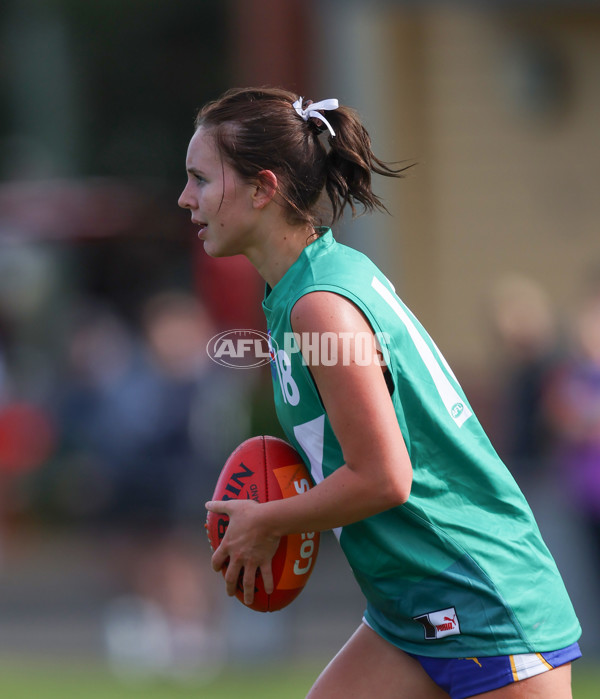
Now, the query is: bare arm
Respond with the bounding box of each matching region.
[207,291,412,603]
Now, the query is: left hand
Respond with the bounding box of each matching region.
[206,499,280,606]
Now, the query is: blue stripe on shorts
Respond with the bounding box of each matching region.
[407,642,581,699]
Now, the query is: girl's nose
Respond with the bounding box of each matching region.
[178,183,193,210]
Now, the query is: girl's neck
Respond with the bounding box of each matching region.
[245,223,318,288]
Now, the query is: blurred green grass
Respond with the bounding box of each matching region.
[0,660,319,699]
[0,658,596,698]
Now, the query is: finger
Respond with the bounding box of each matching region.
[260,561,274,596]
[224,559,243,597]
[211,546,229,573]
[242,565,258,606]
[205,500,231,514]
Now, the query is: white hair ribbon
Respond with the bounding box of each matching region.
[292,97,339,137]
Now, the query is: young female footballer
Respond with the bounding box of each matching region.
[179,87,582,698]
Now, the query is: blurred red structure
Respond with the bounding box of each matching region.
[0,178,169,241]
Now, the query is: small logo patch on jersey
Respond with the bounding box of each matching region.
[413,607,461,640]
[451,402,464,419]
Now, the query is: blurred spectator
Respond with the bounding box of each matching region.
[489,274,562,486]
[544,281,600,571]
[41,300,155,522]
[139,289,254,523]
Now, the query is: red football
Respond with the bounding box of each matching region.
[206,435,319,612]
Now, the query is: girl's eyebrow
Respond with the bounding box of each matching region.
[187,166,206,177]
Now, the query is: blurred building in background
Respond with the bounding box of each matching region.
[0,0,599,676]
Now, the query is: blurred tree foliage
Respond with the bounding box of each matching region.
[0,0,229,183]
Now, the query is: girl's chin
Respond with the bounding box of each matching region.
[203,240,236,258]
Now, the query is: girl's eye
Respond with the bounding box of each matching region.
[194,174,206,184]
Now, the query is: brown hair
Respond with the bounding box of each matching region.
[195,86,411,228]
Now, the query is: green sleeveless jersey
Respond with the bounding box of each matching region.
[262,229,581,657]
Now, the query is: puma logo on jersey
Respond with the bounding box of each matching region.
[413,607,461,639]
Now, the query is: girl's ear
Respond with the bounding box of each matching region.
[252,170,278,209]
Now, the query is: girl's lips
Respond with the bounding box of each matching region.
[193,221,208,238]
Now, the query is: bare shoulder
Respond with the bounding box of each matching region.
[291,291,373,335]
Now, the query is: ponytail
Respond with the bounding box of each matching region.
[322,105,413,222]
